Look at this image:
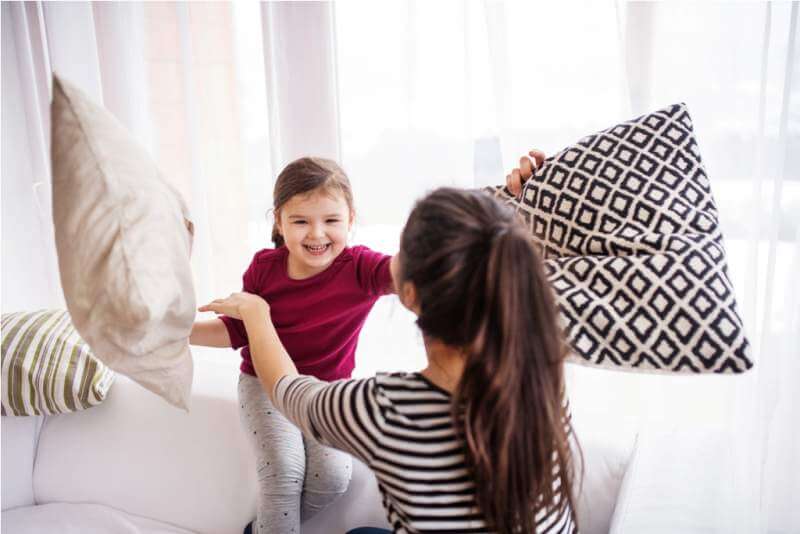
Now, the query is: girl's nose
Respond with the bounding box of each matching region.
[310,223,325,238]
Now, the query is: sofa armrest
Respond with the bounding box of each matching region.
[610,426,756,533]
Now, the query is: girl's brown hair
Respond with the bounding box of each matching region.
[271,157,354,247]
[398,188,581,532]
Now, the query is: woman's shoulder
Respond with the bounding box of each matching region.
[374,372,451,397]
[374,371,421,385]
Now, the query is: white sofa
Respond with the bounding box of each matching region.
[2,345,640,534]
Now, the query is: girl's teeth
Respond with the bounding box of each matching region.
[305,244,329,254]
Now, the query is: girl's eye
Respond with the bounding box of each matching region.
[326,219,340,224]
[293,221,307,225]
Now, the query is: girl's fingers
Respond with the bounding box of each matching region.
[506,173,516,195]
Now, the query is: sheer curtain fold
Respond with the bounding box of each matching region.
[5,2,61,309]
[92,2,154,158]
[7,2,260,306]
[260,1,340,171]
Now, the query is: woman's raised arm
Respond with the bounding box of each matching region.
[198,293,297,400]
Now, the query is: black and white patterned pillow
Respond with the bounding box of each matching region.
[489,103,753,373]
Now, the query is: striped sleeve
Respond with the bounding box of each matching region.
[273,374,386,466]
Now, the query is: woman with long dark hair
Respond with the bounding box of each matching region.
[201,186,581,533]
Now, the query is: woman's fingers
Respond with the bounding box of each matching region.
[197,293,267,318]
[507,169,523,197]
[529,149,545,169]
[519,156,534,180]
[198,298,225,312]
[512,168,522,195]
[509,149,546,195]
[506,173,516,196]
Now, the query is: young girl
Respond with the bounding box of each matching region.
[190,157,394,534]
[200,187,580,533]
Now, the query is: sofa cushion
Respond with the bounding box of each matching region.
[490,103,752,374]
[1,310,115,416]
[50,74,195,410]
[0,415,42,511]
[33,348,253,534]
[1,503,196,534]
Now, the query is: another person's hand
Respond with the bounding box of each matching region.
[202,292,296,396]
[506,149,546,197]
[199,292,269,321]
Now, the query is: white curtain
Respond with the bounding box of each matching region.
[2,1,797,532]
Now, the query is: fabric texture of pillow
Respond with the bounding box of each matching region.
[51,74,196,409]
[1,310,116,416]
[489,103,753,374]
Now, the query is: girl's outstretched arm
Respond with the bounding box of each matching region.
[189,318,233,348]
[199,293,297,400]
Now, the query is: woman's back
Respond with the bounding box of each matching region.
[274,371,577,533]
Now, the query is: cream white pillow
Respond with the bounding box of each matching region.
[50,74,195,410]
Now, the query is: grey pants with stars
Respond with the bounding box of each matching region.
[238,373,352,534]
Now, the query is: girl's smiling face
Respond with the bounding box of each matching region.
[276,190,353,279]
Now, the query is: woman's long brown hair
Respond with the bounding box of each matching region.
[398,188,581,532]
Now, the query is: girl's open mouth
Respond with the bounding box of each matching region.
[303,243,331,256]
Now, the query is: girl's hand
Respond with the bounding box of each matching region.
[198,292,269,321]
[506,149,546,197]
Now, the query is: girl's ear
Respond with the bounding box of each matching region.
[348,209,355,228]
[274,209,282,233]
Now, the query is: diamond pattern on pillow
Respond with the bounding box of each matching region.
[488,103,752,373]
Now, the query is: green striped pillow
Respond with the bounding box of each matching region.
[1,310,116,416]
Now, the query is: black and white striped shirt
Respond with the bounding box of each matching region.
[274,371,577,533]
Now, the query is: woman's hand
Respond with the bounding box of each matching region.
[200,292,295,400]
[201,293,296,401]
[198,292,269,321]
[506,149,546,197]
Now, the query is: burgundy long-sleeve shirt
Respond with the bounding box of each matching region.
[220,245,393,381]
